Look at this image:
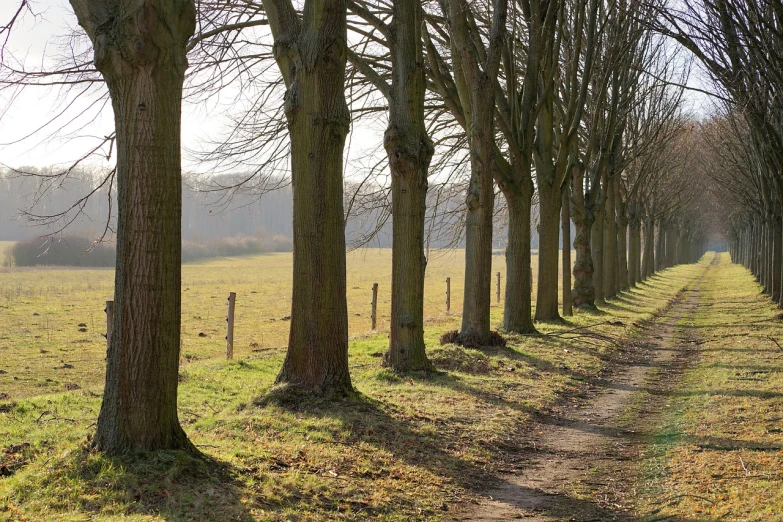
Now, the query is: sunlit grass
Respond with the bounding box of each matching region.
[0,248,577,399]
[0,248,704,520]
[636,253,783,520]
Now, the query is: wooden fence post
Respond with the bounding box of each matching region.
[496,272,501,303]
[105,300,113,350]
[446,277,451,312]
[226,292,236,360]
[371,283,378,330]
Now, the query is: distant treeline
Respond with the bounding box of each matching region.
[0,168,294,243]
[7,233,292,267]
[0,167,558,252]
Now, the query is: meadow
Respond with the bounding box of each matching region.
[0,246,706,520]
[0,248,570,399]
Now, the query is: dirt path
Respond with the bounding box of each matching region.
[456,259,713,521]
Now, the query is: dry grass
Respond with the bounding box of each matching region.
[635,254,783,520]
[0,248,705,521]
[0,248,575,399]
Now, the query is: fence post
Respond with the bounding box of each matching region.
[496,272,501,303]
[371,283,379,330]
[105,300,113,350]
[226,292,236,360]
[446,277,451,312]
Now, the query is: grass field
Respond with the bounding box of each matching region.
[0,248,573,399]
[0,247,705,521]
[635,254,783,520]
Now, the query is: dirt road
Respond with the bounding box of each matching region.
[456,257,713,521]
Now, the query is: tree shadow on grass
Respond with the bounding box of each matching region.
[255,384,660,520]
[12,445,254,521]
[255,386,489,515]
[474,475,694,522]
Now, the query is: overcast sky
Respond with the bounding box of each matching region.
[0,0,714,174]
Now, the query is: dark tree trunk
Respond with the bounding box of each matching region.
[629,222,641,286]
[448,0,506,344]
[561,183,572,316]
[603,175,617,298]
[592,204,605,302]
[571,164,598,309]
[69,0,197,453]
[572,213,596,308]
[641,215,654,280]
[776,215,783,306]
[383,0,434,372]
[535,187,561,321]
[503,181,537,333]
[655,223,665,270]
[617,217,629,291]
[460,145,495,343]
[267,0,353,394]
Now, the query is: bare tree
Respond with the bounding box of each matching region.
[262,0,354,394]
[61,0,196,453]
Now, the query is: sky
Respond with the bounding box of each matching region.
[0,0,715,174]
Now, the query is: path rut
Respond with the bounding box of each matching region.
[456,257,713,521]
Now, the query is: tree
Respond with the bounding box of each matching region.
[63,0,197,452]
[533,0,602,322]
[446,0,507,344]
[264,0,353,394]
[348,0,435,371]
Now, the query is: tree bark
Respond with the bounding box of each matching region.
[448,0,507,344]
[460,144,495,343]
[383,0,434,372]
[535,187,561,321]
[561,183,573,316]
[571,162,600,309]
[603,174,617,298]
[617,222,628,291]
[533,91,562,322]
[655,223,664,270]
[267,0,353,394]
[592,203,605,302]
[616,186,628,292]
[68,0,197,453]
[502,181,537,333]
[642,214,654,279]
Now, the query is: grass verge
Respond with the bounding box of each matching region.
[636,253,783,520]
[0,258,708,521]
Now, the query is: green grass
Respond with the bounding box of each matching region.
[0,248,577,400]
[636,253,783,520]
[0,249,707,520]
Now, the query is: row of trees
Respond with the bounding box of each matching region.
[0,0,712,454]
[658,1,783,305]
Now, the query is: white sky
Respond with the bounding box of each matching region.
[0,0,713,173]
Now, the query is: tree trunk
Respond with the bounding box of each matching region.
[592,204,605,302]
[561,183,572,316]
[383,0,434,372]
[641,215,654,279]
[628,219,640,287]
[617,219,628,291]
[448,0,506,344]
[655,223,665,270]
[603,176,617,298]
[271,0,353,394]
[70,0,197,453]
[571,163,598,309]
[460,151,495,343]
[535,187,561,321]
[572,214,596,308]
[503,182,537,333]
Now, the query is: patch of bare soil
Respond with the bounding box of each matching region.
[454,264,710,521]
